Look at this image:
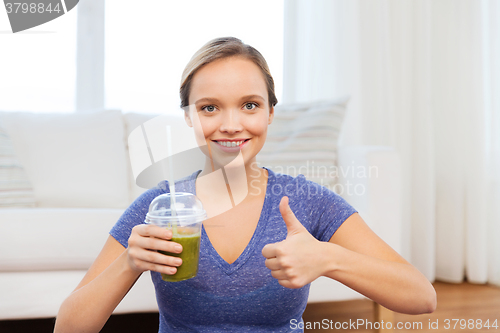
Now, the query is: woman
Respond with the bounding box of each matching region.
[55,37,436,332]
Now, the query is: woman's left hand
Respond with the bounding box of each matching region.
[262,196,328,289]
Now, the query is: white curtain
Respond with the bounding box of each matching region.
[283,0,500,286]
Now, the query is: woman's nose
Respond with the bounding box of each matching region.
[219,109,243,134]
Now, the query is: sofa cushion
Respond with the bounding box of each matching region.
[0,208,124,271]
[259,98,348,190]
[0,270,158,320]
[0,126,36,208]
[0,110,130,208]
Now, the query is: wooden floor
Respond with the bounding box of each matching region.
[303,281,500,332]
[0,281,498,332]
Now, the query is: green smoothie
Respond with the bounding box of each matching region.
[159,232,201,282]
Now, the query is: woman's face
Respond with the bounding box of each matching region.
[185,56,274,168]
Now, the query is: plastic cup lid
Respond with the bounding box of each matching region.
[145,192,207,225]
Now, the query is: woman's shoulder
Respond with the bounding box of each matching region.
[122,183,167,212]
[266,167,333,198]
[150,169,202,195]
[265,167,353,210]
[264,167,357,241]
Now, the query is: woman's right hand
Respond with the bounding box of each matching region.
[127,224,183,276]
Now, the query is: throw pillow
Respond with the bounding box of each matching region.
[259,98,348,193]
[0,126,36,208]
[0,110,130,209]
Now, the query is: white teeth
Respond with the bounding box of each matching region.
[217,140,245,147]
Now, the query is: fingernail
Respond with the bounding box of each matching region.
[175,258,182,266]
[175,245,182,252]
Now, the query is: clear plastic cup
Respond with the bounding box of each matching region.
[145,192,206,282]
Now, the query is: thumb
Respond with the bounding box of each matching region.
[279,196,305,235]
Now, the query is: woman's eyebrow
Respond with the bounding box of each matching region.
[194,97,219,105]
[194,94,265,105]
[239,94,265,102]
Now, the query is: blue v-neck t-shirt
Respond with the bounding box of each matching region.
[110,167,357,332]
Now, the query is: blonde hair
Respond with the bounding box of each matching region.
[180,37,278,108]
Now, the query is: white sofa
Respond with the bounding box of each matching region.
[0,109,401,320]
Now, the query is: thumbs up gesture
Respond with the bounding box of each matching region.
[262,196,326,289]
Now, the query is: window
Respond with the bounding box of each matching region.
[0,1,283,115]
[0,8,77,113]
[105,0,283,115]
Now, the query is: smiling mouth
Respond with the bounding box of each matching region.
[213,139,250,148]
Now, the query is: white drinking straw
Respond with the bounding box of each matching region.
[166,126,177,233]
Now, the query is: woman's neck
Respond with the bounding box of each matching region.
[197,155,267,206]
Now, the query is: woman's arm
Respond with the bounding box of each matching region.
[54,236,140,333]
[325,212,436,314]
[54,225,183,333]
[262,197,436,315]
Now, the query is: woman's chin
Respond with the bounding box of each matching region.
[216,152,246,170]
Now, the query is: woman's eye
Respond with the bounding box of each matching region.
[244,102,258,110]
[202,105,216,113]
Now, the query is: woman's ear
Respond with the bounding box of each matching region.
[268,106,274,125]
[184,110,193,127]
